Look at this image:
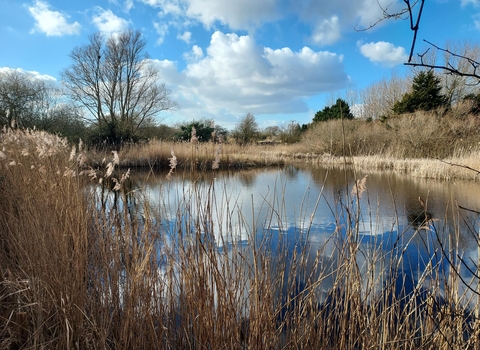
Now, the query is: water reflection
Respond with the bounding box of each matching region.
[120,165,480,309]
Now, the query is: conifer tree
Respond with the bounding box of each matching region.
[313,98,354,122]
[393,70,448,114]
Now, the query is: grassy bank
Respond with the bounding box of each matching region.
[2,128,480,348]
[83,110,480,181]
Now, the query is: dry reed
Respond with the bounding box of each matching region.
[1,128,480,349]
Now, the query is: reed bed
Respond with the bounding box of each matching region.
[107,140,308,169]
[2,128,480,349]
[83,109,480,182]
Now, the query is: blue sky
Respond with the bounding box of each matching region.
[0,0,478,129]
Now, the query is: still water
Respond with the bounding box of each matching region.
[129,164,480,306]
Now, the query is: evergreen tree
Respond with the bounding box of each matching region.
[175,120,215,142]
[393,70,448,114]
[313,98,354,123]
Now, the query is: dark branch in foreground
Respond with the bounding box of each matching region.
[405,40,480,83]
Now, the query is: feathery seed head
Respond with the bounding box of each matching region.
[166,150,177,180]
[351,175,368,199]
[112,151,119,165]
[112,178,121,191]
[105,162,114,178]
[77,154,87,167]
[212,146,221,170]
[190,126,198,144]
[69,146,76,161]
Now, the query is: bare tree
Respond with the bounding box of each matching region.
[232,113,259,145]
[358,72,412,119]
[61,29,178,145]
[0,69,50,128]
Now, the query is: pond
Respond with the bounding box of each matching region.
[110,164,480,312]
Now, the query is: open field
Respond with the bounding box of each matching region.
[2,128,480,349]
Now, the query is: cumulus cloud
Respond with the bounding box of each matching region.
[139,0,278,30]
[183,45,204,61]
[186,0,279,29]
[359,41,408,67]
[292,0,405,45]
[149,31,350,121]
[138,0,405,46]
[0,67,56,81]
[28,0,81,36]
[177,31,192,43]
[92,7,130,36]
[311,16,341,46]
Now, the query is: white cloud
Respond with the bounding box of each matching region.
[183,45,204,61]
[311,16,341,46]
[354,0,405,29]
[359,41,408,67]
[92,7,130,36]
[138,0,406,46]
[150,31,350,123]
[139,0,278,30]
[292,0,405,45]
[177,31,192,43]
[109,0,135,11]
[185,0,279,29]
[0,67,56,81]
[124,0,134,12]
[139,0,185,16]
[153,21,169,45]
[144,59,183,84]
[473,12,480,30]
[28,0,81,36]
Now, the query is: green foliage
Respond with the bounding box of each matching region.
[138,122,179,141]
[313,98,354,123]
[85,119,140,147]
[212,124,229,141]
[392,71,448,114]
[175,120,215,142]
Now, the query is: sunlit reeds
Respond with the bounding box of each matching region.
[1,128,480,348]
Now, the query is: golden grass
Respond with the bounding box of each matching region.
[2,128,480,348]
[302,111,480,170]
[78,110,480,182]
[90,140,309,170]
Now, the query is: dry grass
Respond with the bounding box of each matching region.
[2,128,480,349]
[302,111,480,160]
[108,141,308,169]
[80,110,480,182]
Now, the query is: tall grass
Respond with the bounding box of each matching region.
[112,140,302,169]
[302,111,480,161]
[1,128,480,349]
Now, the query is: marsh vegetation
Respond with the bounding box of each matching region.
[2,128,480,349]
